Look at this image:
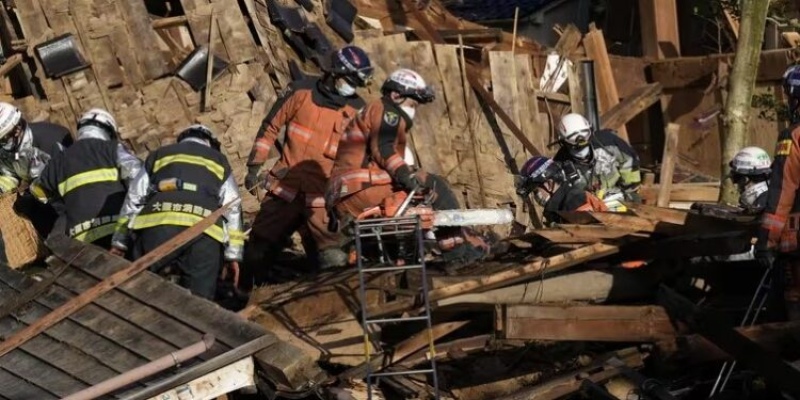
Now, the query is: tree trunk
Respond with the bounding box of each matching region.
[719,1,771,204]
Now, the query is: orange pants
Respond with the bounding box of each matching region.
[250,193,342,251]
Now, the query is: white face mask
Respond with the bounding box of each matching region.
[336,80,356,97]
[400,105,416,120]
[569,145,591,160]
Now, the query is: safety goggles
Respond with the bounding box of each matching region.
[562,129,592,146]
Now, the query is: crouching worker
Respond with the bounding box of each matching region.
[327,69,489,265]
[516,156,608,225]
[31,108,142,248]
[110,125,244,299]
[0,102,72,237]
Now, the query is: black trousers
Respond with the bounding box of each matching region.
[133,226,223,299]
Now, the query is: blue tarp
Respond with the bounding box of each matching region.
[444,0,559,22]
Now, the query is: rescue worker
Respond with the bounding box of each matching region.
[729,146,771,215]
[110,125,244,300]
[30,108,142,248]
[327,68,489,264]
[241,46,374,285]
[553,113,642,206]
[0,102,72,237]
[515,156,608,225]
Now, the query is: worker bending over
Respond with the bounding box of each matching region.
[242,46,374,286]
[31,108,142,248]
[327,68,489,265]
[0,102,72,237]
[516,156,607,225]
[111,125,244,299]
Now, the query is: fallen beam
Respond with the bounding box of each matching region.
[650,48,800,89]
[640,183,720,203]
[658,285,800,396]
[528,224,638,243]
[498,305,676,342]
[677,321,800,363]
[497,347,644,400]
[583,24,629,142]
[365,242,620,317]
[657,124,680,207]
[0,54,23,77]
[599,83,662,131]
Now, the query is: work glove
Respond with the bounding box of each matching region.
[244,165,261,196]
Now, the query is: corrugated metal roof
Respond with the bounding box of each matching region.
[442,0,560,22]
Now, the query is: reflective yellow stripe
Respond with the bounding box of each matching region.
[58,168,119,196]
[229,229,245,246]
[131,211,224,242]
[0,175,18,192]
[619,169,641,185]
[153,154,224,181]
[74,223,117,243]
[115,216,130,235]
[30,182,48,203]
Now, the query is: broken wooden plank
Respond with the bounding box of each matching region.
[399,0,542,156]
[499,305,675,342]
[657,123,680,207]
[527,224,637,243]
[599,83,662,131]
[649,48,799,89]
[0,54,23,77]
[640,183,720,203]
[0,204,231,358]
[583,23,628,142]
[638,0,680,59]
[366,242,620,318]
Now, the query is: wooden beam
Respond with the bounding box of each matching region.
[583,24,629,142]
[640,183,720,203]
[151,15,189,30]
[656,123,680,207]
[599,83,662,131]
[638,0,681,59]
[398,0,542,156]
[0,54,22,77]
[649,49,800,89]
[0,204,232,358]
[529,224,637,243]
[438,28,503,42]
[537,91,571,104]
[366,242,619,318]
[676,321,800,363]
[499,305,676,342]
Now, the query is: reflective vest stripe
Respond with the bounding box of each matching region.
[0,175,18,192]
[386,155,405,173]
[58,168,119,196]
[74,222,117,243]
[229,229,246,246]
[287,122,314,143]
[131,211,225,243]
[153,154,225,180]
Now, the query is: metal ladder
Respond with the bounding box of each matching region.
[354,214,440,400]
[709,262,774,397]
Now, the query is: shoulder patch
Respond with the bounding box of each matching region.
[384,111,400,127]
[777,139,792,156]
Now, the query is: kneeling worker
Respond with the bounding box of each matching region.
[31,108,142,247]
[111,125,244,299]
[516,156,608,225]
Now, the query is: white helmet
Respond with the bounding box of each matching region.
[78,108,118,135]
[558,113,593,147]
[730,146,771,176]
[381,69,435,104]
[0,102,23,141]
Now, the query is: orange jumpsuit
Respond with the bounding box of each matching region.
[247,78,364,252]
